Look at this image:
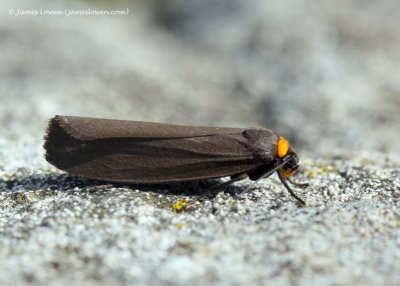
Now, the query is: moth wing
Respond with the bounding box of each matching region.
[52,115,243,140]
[44,116,269,183]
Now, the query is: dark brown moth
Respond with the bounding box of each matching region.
[44,115,306,206]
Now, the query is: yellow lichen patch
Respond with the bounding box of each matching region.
[303,169,318,178]
[315,164,338,173]
[277,136,290,158]
[303,164,338,178]
[172,198,188,213]
[175,222,184,228]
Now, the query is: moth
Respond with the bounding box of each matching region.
[44,116,306,206]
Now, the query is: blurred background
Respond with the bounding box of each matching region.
[1,0,400,156]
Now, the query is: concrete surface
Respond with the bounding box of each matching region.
[1,0,399,285]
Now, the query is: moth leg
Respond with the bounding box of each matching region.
[287,177,309,188]
[239,158,301,196]
[277,170,306,206]
[90,184,114,190]
[185,174,248,207]
[240,166,278,195]
[230,173,249,181]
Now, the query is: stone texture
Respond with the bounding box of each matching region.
[1,0,399,285]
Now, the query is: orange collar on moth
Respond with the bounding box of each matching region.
[277,136,289,158]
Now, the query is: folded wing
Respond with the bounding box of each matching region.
[44,116,263,183]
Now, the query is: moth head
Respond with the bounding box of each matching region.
[277,136,299,177]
